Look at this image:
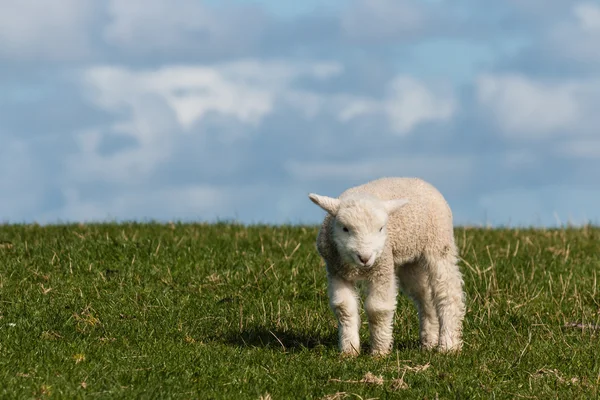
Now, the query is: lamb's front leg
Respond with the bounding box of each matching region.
[365,273,397,356]
[328,275,361,356]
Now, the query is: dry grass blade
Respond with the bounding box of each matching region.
[390,369,409,390]
[321,392,350,400]
[329,372,384,386]
[321,392,378,400]
[532,368,581,385]
[268,329,286,352]
[361,372,384,385]
[403,363,430,372]
[564,322,600,330]
[390,378,409,390]
[286,242,302,260]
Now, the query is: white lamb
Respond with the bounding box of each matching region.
[309,177,465,356]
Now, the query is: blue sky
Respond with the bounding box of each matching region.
[1,0,599,227]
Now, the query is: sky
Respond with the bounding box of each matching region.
[1,0,599,227]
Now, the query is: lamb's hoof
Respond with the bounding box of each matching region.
[420,341,438,351]
[340,346,360,357]
[436,338,462,353]
[370,347,392,357]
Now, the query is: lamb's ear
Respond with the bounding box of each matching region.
[308,193,340,216]
[384,198,409,214]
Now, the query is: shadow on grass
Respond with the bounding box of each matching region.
[218,325,420,354]
[220,326,337,351]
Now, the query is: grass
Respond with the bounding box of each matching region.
[0,222,599,399]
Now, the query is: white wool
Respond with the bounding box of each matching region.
[309,177,466,355]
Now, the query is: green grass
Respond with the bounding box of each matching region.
[0,223,599,399]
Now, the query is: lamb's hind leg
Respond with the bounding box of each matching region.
[425,251,466,352]
[328,275,361,356]
[396,261,439,349]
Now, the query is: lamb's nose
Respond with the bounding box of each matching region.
[357,253,370,264]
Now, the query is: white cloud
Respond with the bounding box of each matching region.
[104,0,266,56]
[337,97,380,122]
[574,2,600,31]
[267,74,457,135]
[77,62,449,188]
[477,74,600,137]
[84,61,343,130]
[385,77,456,134]
[338,76,456,134]
[281,77,457,135]
[548,2,600,63]
[75,60,344,184]
[0,0,95,60]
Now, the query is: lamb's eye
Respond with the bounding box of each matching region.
[379,226,384,232]
[343,226,349,233]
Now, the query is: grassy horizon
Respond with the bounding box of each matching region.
[0,222,599,398]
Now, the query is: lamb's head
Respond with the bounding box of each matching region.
[309,192,408,268]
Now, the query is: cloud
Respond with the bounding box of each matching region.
[574,2,600,30]
[498,1,600,74]
[548,2,600,64]
[476,73,600,137]
[283,77,457,135]
[75,60,454,189]
[83,61,343,129]
[74,60,344,183]
[104,0,267,57]
[337,76,457,134]
[384,77,456,134]
[0,0,96,61]
[47,56,462,224]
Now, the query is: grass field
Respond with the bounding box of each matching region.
[0,223,599,399]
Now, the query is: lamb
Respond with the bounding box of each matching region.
[308,177,466,356]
